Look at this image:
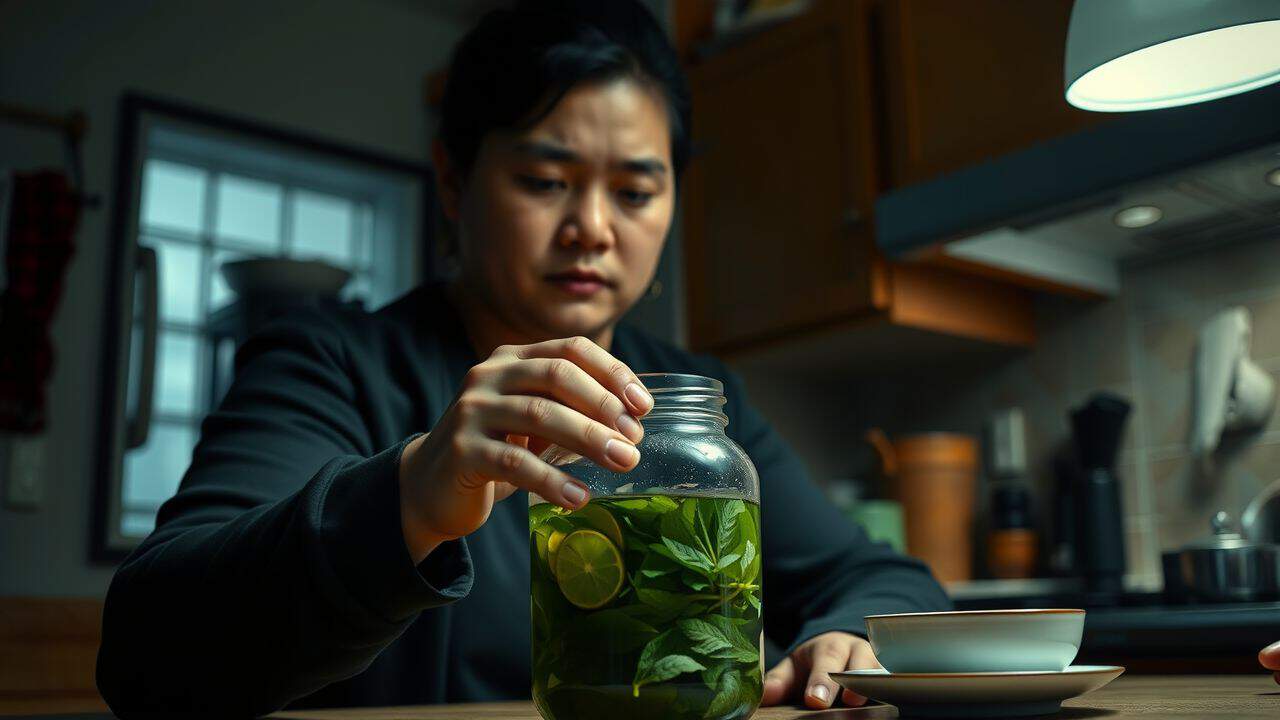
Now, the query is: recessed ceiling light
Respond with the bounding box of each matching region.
[1266,167,1280,187]
[1113,205,1163,229]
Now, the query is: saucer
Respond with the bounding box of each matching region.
[829,665,1124,718]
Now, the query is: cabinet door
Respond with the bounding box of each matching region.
[683,0,882,352]
[879,0,1105,188]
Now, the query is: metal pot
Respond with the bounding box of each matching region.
[1162,511,1280,603]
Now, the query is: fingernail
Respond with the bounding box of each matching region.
[624,382,653,413]
[616,413,643,442]
[562,482,587,507]
[810,685,830,703]
[605,438,639,467]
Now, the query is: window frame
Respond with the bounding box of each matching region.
[92,93,436,561]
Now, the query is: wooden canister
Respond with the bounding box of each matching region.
[893,433,978,583]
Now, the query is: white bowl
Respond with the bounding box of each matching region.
[866,609,1085,673]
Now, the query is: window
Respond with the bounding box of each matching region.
[96,96,432,555]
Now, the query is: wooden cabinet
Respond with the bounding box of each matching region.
[678,0,1092,354]
[683,0,882,351]
[878,0,1106,187]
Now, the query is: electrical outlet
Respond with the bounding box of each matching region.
[4,434,45,510]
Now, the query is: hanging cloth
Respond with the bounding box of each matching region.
[0,170,80,433]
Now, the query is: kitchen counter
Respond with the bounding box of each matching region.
[265,676,1278,719]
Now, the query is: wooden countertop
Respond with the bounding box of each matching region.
[271,674,1279,719]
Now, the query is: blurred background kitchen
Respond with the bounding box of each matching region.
[2,0,1280,713]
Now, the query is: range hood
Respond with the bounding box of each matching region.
[875,83,1280,297]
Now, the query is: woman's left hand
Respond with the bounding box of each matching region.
[1261,640,1280,684]
[760,631,880,709]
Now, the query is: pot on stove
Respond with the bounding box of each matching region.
[1162,510,1279,603]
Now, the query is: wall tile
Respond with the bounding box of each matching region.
[1126,237,1280,321]
[1240,291,1280,362]
[1149,453,1232,552]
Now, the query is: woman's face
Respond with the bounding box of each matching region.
[442,78,675,343]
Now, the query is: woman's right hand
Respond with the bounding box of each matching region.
[396,337,653,563]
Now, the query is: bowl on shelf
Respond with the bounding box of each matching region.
[221,257,351,299]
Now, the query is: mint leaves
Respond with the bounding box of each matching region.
[531,495,763,719]
[624,497,763,716]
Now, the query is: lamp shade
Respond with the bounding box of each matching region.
[1065,0,1280,112]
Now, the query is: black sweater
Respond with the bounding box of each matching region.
[97,284,949,717]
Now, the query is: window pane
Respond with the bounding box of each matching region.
[356,203,374,267]
[291,190,354,265]
[121,510,156,538]
[340,272,370,303]
[147,237,204,323]
[216,174,281,250]
[156,331,201,416]
[141,160,206,235]
[122,421,196,512]
[209,248,250,311]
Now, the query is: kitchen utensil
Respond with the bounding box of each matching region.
[865,609,1084,673]
[1192,307,1275,474]
[850,500,906,553]
[1243,477,1280,543]
[1049,444,1081,576]
[827,474,907,553]
[221,257,352,298]
[988,483,1038,579]
[829,665,1124,718]
[877,431,977,583]
[1070,392,1130,602]
[1162,510,1280,603]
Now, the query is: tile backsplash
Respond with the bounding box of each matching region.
[736,237,1280,589]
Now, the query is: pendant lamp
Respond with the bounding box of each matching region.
[1065,0,1280,111]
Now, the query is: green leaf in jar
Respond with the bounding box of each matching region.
[636,587,694,614]
[657,538,715,574]
[639,552,681,579]
[701,660,732,691]
[704,668,746,719]
[566,609,658,655]
[681,570,710,591]
[738,540,756,576]
[714,552,742,572]
[715,500,746,554]
[632,629,706,696]
[678,617,759,664]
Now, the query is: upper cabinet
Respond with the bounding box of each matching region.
[683,0,881,351]
[678,0,1097,355]
[877,0,1105,188]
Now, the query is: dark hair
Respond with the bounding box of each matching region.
[438,0,691,181]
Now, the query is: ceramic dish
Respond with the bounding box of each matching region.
[830,664,1124,718]
[865,608,1085,673]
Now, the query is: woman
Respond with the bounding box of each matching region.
[97,1,949,716]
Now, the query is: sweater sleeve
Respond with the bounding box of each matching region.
[97,311,473,718]
[719,368,951,654]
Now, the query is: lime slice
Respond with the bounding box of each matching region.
[573,503,625,549]
[555,529,625,609]
[546,530,568,578]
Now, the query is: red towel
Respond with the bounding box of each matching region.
[0,170,80,433]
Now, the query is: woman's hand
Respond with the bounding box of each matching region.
[760,632,881,709]
[397,337,653,563]
[1261,640,1280,684]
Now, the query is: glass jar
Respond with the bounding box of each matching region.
[529,373,763,720]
